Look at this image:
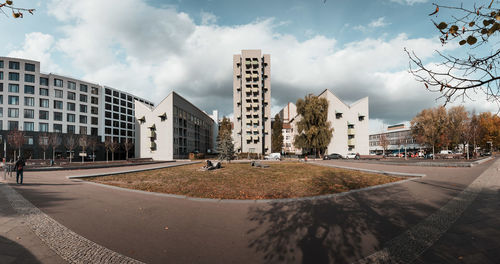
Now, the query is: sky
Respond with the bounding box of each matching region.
[1,0,498,133]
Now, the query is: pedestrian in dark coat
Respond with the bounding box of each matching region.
[15,157,26,184]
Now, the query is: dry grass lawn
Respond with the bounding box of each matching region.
[85,162,405,199]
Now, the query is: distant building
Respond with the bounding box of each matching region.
[278,102,301,154]
[135,92,216,160]
[233,49,271,154]
[369,124,421,155]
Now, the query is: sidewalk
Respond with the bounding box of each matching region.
[0,183,65,264]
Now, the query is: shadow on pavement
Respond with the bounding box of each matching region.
[246,184,447,264]
[0,235,41,264]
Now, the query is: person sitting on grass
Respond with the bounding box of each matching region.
[15,156,26,185]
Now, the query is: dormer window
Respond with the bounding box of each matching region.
[335,111,343,119]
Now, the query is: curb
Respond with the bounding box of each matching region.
[67,161,201,179]
[25,160,174,172]
[309,162,426,178]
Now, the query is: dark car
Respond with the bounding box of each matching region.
[323,153,343,160]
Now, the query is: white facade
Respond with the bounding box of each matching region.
[135,91,215,160]
[0,56,152,142]
[233,50,271,154]
[369,124,421,154]
[319,89,369,156]
[278,102,300,154]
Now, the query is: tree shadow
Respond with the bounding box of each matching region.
[247,183,450,264]
[0,235,41,264]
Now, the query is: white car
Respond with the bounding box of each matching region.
[264,153,281,160]
[345,153,359,159]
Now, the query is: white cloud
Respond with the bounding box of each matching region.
[8,32,60,72]
[389,0,428,5]
[200,11,217,25]
[40,0,492,126]
[355,17,390,32]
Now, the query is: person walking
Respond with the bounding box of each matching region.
[15,156,26,184]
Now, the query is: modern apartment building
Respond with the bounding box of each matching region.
[369,124,421,155]
[319,89,369,156]
[0,56,153,160]
[233,50,271,154]
[135,91,216,160]
[278,102,301,154]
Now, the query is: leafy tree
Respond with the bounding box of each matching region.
[477,112,500,149]
[411,106,449,159]
[407,1,500,105]
[218,117,232,139]
[217,131,235,162]
[447,106,470,150]
[293,94,333,157]
[272,114,284,153]
[64,134,77,163]
[0,1,35,18]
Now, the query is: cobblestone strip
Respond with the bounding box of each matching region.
[0,183,144,264]
[354,159,499,264]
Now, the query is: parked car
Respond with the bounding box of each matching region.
[323,153,343,160]
[440,150,452,154]
[345,153,360,159]
[264,153,281,160]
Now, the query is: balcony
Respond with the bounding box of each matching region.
[252,74,259,79]
[252,88,260,93]
[348,139,356,145]
[348,128,355,135]
[150,142,157,151]
[252,61,259,66]
[245,74,251,79]
[149,130,157,139]
[245,88,252,93]
[246,135,252,141]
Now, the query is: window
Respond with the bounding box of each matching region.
[54,89,63,98]
[105,119,111,126]
[24,122,34,131]
[67,102,75,111]
[80,84,88,93]
[40,98,49,108]
[105,88,111,95]
[54,100,63,109]
[9,61,20,70]
[24,74,35,83]
[80,126,87,135]
[54,78,63,87]
[67,113,75,122]
[67,125,75,134]
[91,127,98,136]
[24,109,34,119]
[67,92,76,100]
[54,112,63,121]
[8,84,19,93]
[0,71,3,80]
[24,97,34,106]
[91,87,99,95]
[105,96,111,102]
[91,117,98,125]
[53,124,62,133]
[23,85,34,94]
[79,115,87,124]
[40,88,49,96]
[39,110,49,120]
[8,121,19,130]
[0,60,3,68]
[40,77,48,86]
[91,106,98,115]
[91,97,98,105]
[80,104,87,113]
[39,123,49,132]
[8,108,19,118]
[0,108,2,117]
[80,94,87,102]
[68,81,76,90]
[8,96,19,105]
[25,63,35,72]
[0,95,3,104]
[8,72,19,81]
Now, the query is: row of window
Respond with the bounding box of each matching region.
[51,79,99,95]
[0,61,35,71]
[0,72,36,83]
[104,127,133,137]
[0,108,98,124]
[0,84,99,103]
[3,120,97,134]
[0,96,98,114]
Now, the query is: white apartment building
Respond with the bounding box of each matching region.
[135,91,216,160]
[0,56,153,159]
[369,124,421,155]
[233,50,271,155]
[278,102,301,154]
[319,89,369,156]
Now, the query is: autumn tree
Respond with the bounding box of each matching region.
[79,134,89,163]
[411,106,449,159]
[123,138,133,160]
[293,94,333,157]
[217,130,235,162]
[271,114,284,153]
[38,133,49,160]
[218,117,232,140]
[379,133,390,156]
[7,129,24,161]
[64,134,77,163]
[407,1,500,105]
[0,1,35,18]
[467,113,481,157]
[447,106,470,151]
[49,133,61,161]
[477,112,500,150]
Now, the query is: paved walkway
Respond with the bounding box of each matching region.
[0,159,498,263]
